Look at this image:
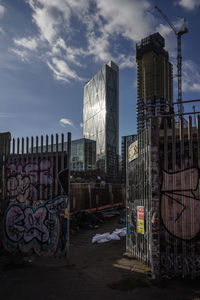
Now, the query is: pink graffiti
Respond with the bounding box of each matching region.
[7,158,54,202]
[7,159,53,185]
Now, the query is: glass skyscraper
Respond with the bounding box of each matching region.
[83,61,119,179]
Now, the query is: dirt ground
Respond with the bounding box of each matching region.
[0,215,200,300]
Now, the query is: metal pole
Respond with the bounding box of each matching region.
[67,132,71,261]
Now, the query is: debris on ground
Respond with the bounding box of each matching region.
[74,211,105,229]
[92,227,126,243]
[70,207,126,231]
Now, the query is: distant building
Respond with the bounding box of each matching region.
[70,138,96,171]
[136,32,173,132]
[32,138,96,172]
[121,134,137,184]
[83,61,119,179]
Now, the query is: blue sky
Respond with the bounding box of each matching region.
[0,0,200,145]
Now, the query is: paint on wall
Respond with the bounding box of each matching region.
[4,195,68,253]
[6,158,54,203]
[3,156,69,255]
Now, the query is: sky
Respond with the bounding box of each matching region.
[0,0,200,147]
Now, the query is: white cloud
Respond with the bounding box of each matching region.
[47,57,82,83]
[59,118,74,127]
[14,37,38,50]
[11,0,158,80]
[18,0,91,82]
[118,54,136,69]
[176,0,200,10]
[85,0,156,66]
[96,0,154,41]
[10,48,29,62]
[80,122,83,128]
[0,113,9,118]
[87,32,111,63]
[13,0,189,82]
[0,4,5,17]
[0,4,6,35]
[182,60,200,92]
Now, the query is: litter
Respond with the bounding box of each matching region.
[92,227,126,243]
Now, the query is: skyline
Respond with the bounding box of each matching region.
[0,0,200,144]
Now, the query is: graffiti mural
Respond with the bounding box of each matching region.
[159,138,200,277]
[161,254,200,274]
[161,167,200,240]
[3,154,70,256]
[4,195,68,252]
[6,158,54,203]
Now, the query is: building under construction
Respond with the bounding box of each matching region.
[136,32,173,132]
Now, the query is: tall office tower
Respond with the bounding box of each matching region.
[83,61,119,179]
[136,32,173,132]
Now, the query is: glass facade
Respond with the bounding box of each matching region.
[83,61,119,178]
[31,138,96,171]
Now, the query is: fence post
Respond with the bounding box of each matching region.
[0,132,11,252]
[67,132,71,261]
[149,118,160,279]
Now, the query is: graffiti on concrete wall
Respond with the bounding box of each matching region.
[161,167,200,241]
[7,158,54,203]
[4,156,70,255]
[161,254,200,274]
[5,195,68,245]
[4,194,69,253]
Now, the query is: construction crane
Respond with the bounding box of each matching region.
[155,5,188,115]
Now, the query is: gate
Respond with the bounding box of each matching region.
[1,133,71,256]
[127,116,200,278]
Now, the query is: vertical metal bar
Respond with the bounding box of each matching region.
[56,134,59,153]
[60,134,64,197]
[36,136,39,154]
[31,136,34,154]
[163,117,169,275]
[26,137,29,154]
[36,135,39,200]
[55,134,59,196]
[22,137,24,155]
[145,127,149,265]
[172,117,177,275]
[61,133,64,152]
[197,115,200,168]
[41,135,43,153]
[125,137,129,254]
[46,135,49,153]
[50,134,54,198]
[180,116,186,276]
[51,134,54,153]
[12,138,15,154]
[188,116,194,277]
[67,132,71,261]
[17,138,20,154]
[150,117,160,279]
